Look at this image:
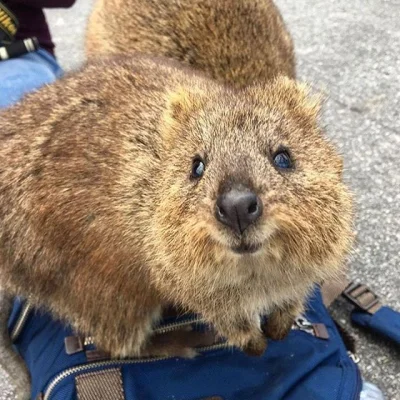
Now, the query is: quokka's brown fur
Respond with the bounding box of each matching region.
[0,54,354,360]
[85,0,296,87]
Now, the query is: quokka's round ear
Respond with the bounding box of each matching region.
[274,75,325,118]
[161,85,208,145]
[244,75,325,125]
[164,86,207,124]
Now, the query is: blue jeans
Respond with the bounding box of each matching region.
[0,48,63,109]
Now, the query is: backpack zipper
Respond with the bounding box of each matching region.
[293,316,315,335]
[43,342,228,400]
[83,315,204,344]
[11,299,320,346]
[12,303,324,354]
[78,315,204,355]
[11,300,203,347]
[154,315,204,334]
[81,315,325,357]
[293,315,330,339]
[10,301,33,342]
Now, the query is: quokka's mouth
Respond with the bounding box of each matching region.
[231,242,262,255]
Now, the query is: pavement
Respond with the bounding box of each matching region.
[0,0,399,398]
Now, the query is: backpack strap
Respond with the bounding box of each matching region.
[321,272,351,308]
[321,276,400,346]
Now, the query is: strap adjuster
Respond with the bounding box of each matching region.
[342,282,381,314]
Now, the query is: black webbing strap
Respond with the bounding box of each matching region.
[0,1,18,42]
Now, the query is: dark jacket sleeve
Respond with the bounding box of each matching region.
[6,0,76,8]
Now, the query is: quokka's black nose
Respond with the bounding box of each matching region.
[216,189,263,235]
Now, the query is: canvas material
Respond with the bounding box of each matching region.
[8,286,364,400]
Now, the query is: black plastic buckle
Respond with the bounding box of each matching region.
[0,37,39,61]
[343,282,381,314]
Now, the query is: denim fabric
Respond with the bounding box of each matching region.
[360,381,385,400]
[0,47,63,108]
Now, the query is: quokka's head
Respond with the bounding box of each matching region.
[149,76,354,290]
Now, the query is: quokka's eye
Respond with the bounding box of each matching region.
[272,148,294,170]
[191,157,205,179]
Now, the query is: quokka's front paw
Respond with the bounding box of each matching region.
[261,304,301,341]
[262,318,293,340]
[242,333,267,357]
[226,327,267,357]
[262,319,292,341]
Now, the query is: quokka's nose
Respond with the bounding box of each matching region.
[215,189,263,235]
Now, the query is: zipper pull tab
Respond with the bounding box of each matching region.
[294,316,314,334]
[348,351,360,364]
[85,349,110,362]
[294,316,329,339]
[64,336,84,355]
[312,323,329,340]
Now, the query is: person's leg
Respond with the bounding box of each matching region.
[360,381,386,400]
[0,48,63,108]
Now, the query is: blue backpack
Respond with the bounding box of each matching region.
[7,281,399,400]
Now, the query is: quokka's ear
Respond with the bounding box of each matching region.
[273,75,324,119]
[245,75,324,125]
[160,85,208,146]
[164,85,207,125]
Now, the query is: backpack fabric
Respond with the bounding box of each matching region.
[8,286,365,400]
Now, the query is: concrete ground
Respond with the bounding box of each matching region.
[0,0,399,398]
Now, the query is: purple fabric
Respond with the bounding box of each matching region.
[3,0,76,55]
